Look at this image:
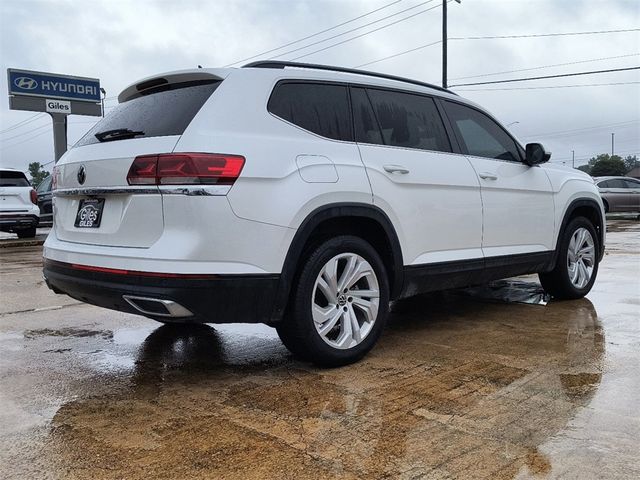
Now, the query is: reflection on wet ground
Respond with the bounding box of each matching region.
[0,220,639,479]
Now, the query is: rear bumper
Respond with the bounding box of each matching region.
[43,260,280,324]
[0,214,39,231]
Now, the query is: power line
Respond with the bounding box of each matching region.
[289,1,445,62]
[223,0,404,67]
[355,40,441,68]
[450,28,640,41]
[1,123,50,142]
[450,67,640,87]
[450,53,640,80]
[268,0,440,62]
[349,29,640,71]
[0,129,50,151]
[454,81,640,91]
[522,120,640,139]
[0,113,46,135]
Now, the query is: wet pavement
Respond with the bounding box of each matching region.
[0,220,638,479]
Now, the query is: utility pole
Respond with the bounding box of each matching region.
[611,133,615,156]
[442,0,448,88]
[442,0,461,89]
[572,150,575,168]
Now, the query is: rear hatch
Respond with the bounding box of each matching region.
[54,73,223,248]
[0,171,33,213]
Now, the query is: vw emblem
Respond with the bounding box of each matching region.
[14,76,38,90]
[77,165,86,185]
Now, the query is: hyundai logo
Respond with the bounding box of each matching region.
[14,76,38,90]
[77,165,86,185]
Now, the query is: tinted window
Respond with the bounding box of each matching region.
[0,170,30,187]
[445,101,521,161]
[268,83,352,141]
[609,179,627,188]
[624,178,640,188]
[597,180,611,188]
[351,87,383,145]
[366,89,451,152]
[37,175,52,193]
[77,81,221,146]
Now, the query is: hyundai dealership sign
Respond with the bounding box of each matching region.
[8,68,101,102]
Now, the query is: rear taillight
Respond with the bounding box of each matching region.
[30,189,38,205]
[127,153,245,186]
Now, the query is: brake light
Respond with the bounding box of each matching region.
[127,153,245,186]
[30,189,38,205]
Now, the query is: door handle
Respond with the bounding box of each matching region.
[383,165,410,175]
[479,172,498,180]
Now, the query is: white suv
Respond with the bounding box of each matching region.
[0,168,40,238]
[43,61,605,366]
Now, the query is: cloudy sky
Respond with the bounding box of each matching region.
[1,0,638,173]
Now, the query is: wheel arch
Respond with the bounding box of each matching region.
[555,198,605,265]
[269,203,404,323]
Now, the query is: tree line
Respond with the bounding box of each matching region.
[577,154,638,177]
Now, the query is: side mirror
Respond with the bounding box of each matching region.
[525,143,551,166]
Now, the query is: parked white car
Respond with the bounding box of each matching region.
[43,61,605,365]
[0,168,39,238]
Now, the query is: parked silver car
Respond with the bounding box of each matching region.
[595,176,640,213]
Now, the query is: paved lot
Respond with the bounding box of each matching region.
[0,220,638,479]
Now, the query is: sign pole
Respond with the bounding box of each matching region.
[49,113,68,162]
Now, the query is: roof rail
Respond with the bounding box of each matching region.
[242,60,455,95]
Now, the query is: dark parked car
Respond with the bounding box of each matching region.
[595,176,640,213]
[36,175,53,226]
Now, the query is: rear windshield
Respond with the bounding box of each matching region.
[0,170,30,187]
[76,81,221,147]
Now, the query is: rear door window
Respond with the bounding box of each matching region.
[0,170,30,187]
[365,88,451,152]
[444,101,522,162]
[77,81,221,147]
[268,82,353,141]
[624,179,640,188]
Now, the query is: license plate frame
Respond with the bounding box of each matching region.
[74,198,105,228]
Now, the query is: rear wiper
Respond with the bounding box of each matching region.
[95,128,145,142]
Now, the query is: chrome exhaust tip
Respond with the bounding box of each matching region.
[123,295,193,318]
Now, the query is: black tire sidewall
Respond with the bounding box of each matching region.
[288,235,390,366]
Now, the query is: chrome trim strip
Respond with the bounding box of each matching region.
[158,185,231,196]
[54,187,158,197]
[54,185,230,197]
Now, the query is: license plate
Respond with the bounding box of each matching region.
[75,198,105,228]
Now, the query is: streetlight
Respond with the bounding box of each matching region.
[100,87,106,117]
[442,0,462,89]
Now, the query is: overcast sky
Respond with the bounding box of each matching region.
[0,0,638,173]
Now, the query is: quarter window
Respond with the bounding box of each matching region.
[365,89,451,152]
[444,101,521,162]
[268,83,353,141]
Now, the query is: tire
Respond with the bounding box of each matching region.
[276,235,390,367]
[539,216,599,300]
[17,227,36,238]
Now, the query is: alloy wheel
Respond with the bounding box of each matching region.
[312,253,380,349]
[567,227,595,289]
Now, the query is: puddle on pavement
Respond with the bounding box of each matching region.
[23,292,608,480]
[23,327,114,340]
